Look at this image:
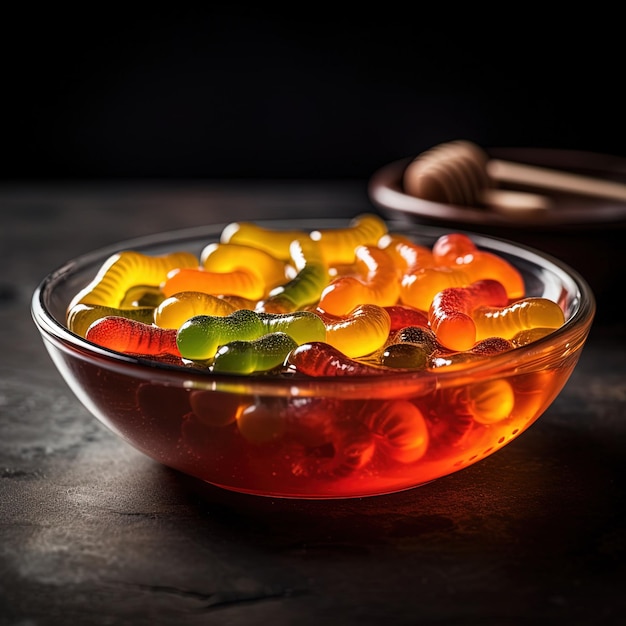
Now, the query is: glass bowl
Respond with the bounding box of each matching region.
[31,217,595,499]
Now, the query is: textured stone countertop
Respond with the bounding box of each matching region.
[1,180,624,626]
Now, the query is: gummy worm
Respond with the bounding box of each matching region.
[363,400,429,464]
[400,266,471,312]
[473,297,565,342]
[259,238,329,313]
[309,213,388,265]
[378,233,435,272]
[288,421,376,479]
[176,309,326,361]
[429,279,509,351]
[177,309,265,361]
[384,305,429,333]
[318,245,400,316]
[220,221,307,261]
[212,332,298,374]
[85,316,180,357]
[154,291,238,329]
[68,250,198,310]
[466,379,515,424]
[322,303,391,358]
[257,310,326,344]
[200,242,287,293]
[429,336,514,369]
[285,341,396,377]
[67,303,154,338]
[432,233,524,300]
[379,326,440,369]
[162,267,265,301]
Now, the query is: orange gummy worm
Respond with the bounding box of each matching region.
[378,233,435,272]
[200,242,287,293]
[400,266,471,312]
[161,267,265,301]
[432,233,525,299]
[318,245,400,316]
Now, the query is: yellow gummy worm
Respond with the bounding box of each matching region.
[220,222,307,261]
[473,297,565,342]
[66,303,155,338]
[200,242,288,293]
[310,213,388,265]
[154,291,238,329]
[68,250,198,310]
[324,303,391,359]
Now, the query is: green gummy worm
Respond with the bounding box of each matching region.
[212,332,299,374]
[176,309,265,360]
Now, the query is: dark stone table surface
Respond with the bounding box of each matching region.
[1,181,624,625]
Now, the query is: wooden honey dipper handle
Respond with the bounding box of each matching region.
[487,158,626,202]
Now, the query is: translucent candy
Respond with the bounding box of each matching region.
[259,238,329,313]
[380,325,440,369]
[363,400,429,464]
[384,305,429,333]
[162,267,264,300]
[511,327,558,347]
[380,343,430,369]
[288,419,376,479]
[429,279,509,351]
[176,309,326,361]
[400,266,471,312]
[212,332,298,374]
[322,303,392,358]
[220,221,307,261]
[432,232,524,300]
[177,309,265,361]
[85,316,180,356]
[68,250,198,310]
[310,213,388,265]
[286,341,395,376]
[473,297,565,342]
[257,310,326,345]
[378,233,435,272]
[429,336,514,369]
[318,245,400,316]
[466,379,515,424]
[154,291,237,329]
[200,242,287,293]
[67,303,154,338]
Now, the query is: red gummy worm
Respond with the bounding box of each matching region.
[384,305,429,333]
[429,279,508,351]
[286,342,393,377]
[85,316,180,356]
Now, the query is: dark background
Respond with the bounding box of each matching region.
[2,9,623,181]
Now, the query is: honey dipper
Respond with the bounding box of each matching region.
[403,140,626,216]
